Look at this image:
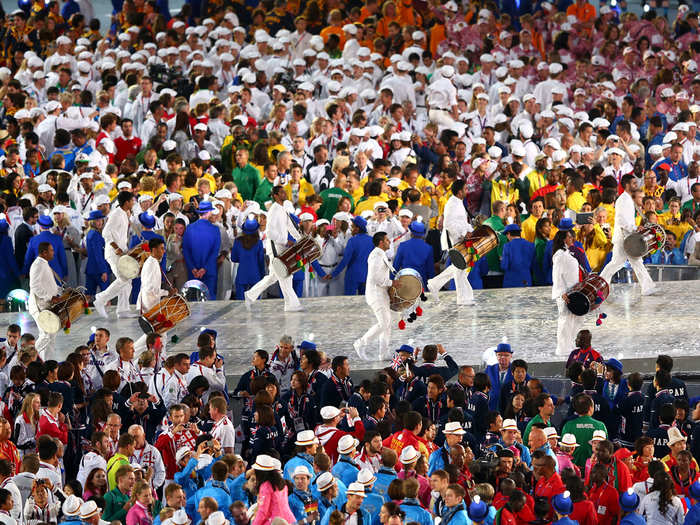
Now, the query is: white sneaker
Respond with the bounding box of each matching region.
[427,281,440,303]
[117,310,139,319]
[93,297,108,318]
[285,304,305,312]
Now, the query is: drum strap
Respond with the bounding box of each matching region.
[446,231,452,249]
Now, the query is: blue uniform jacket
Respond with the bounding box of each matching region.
[620,513,647,525]
[289,489,315,521]
[330,233,374,292]
[321,505,371,525]
[615,391,644,447]
[501,237,535,287]
[227,473,248,506]
[191,481,233,522]
[332,455,360,486]
[174,456,200,500]
[441,505,471,525]
[361,492,384,524]
[23,230,68,278]
[51,146,76,171]
[648,248,686,265]
[182,218,221,299]
[0,232,20,297]
[373,467,397,501]
[485,364,531,412]
[393,237,435,285]
[428,444,451,475]
[400,499,433,525]
[467,256,489,289]
[85,229,109,275]
[230,237,266,288]
[283,453,314,481]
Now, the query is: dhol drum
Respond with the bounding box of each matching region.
[36,288,88,334]
[448,225,498,270]
[389,268,423,312]
[566,274,610,316]
[117,243,150,280]
[138,294,191,334]
[623,223,666,258]
[270,236,321,278]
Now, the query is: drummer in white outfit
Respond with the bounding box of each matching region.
[426,180,475,305]
[93,191,137,318]
[244,186,304,312]
[353,232,396,360]
[28,242,61,360]
[551,230,584,356]
[599,174,656,296]
[134,238,174,359]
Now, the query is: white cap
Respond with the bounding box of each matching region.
[560,434,579,447]
[357,468,377,486]
[589,430,607,443]
[399,445,420,464]
[321,406,341,420]
[176,447,191,463]
[398,209,413,218]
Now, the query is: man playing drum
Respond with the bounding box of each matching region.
[93,191,137,318]
[134,238,175,360]
[28,242,61,360]
[354,232,398,360]
[600,174,657,296]
[426,180,476,306]
[551,230,584,356]
[245,185,304,312]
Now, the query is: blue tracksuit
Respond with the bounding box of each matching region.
[331,232,374,295]
[51,146,76,171]
[283,453,315,481]
[332,455,360,486]
[466,390,490,442]
[129,230,165,303]
[230,236,266,299]
[501,237,535,287]
[289,489,316,521]
[428,443,452,476]
[620,513,647,525]
[401,499,433,525]
[373,467,397,501]
[615,391,644,447]
[85,229,110,295]
[467,256,489,289]
[485,364,533,412]
[649,389,676,428]
[227,473,248,506]
[23,230,68,279]
[174,456,200,500]
[321,505,371,525]
[182,218,221,299]
[362,491,384,523]
[393,237,435,285]
[191,480,232,522]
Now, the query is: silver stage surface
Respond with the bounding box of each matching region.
[3,280,699,378]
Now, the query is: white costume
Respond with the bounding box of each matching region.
[355,246,393,358]
[185,361,226,403]
[134,255,168,358]
[552,249,584,356]
[130,443,166,489]
[162,370,189,408]
[426,195,475,305]
[245,201,303,311]
[103,356,140,389]
[28,256,60,360]
[599,191,656,295]
[94,206,133,316]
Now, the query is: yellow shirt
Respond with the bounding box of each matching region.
[355,195,385,215]
[351,186,365,204]
[490,179,519,208]
[582,183,597,199]
[526,170,547,197]
[580,224,612,272]
[521,214,539,242]
[566,192,587,213]
[660,212,692,246]
[601,203,616,230]
[181,186,198,203]
[398,175,436,207]
[284,179,315,207]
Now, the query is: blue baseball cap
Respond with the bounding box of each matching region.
[468,496,489,521]
[87,210,105,221]
[242,217,259,234]
[396,344,414,354]
[619,488,640,512]
[352,216,367,231]
[552,491,573,515]
[201,328,217,339]
[138,212,156,229]
[503,223,521,234]
[409,220,426,236]
[197,201,214,214]
[38,214,54,228]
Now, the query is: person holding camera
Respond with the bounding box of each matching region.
[23,477,61,525]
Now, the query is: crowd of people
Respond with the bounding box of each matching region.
[1,0,700,523]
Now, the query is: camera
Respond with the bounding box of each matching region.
[206,440,215,449]
[148,64,194,99]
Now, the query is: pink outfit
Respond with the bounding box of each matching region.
[252,482,296,525]
[126,501,152,525]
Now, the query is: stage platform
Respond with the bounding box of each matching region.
[2,280,698,382]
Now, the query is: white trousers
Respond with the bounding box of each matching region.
[599,243,655,294]
[96,255,132,313]
[32,313,57,361]
[428,109,457,131]
[555,298,584,356]
[246,266,302,311]
[428,265,474,304]
[359,295,392,356]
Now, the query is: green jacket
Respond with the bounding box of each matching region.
[482,216,506,273]
[317,187,353,220]
[103,488,130,524]
[253,178,274,207]
[522,414,552,446]
[561,415,607,468]
[233,164,261,201]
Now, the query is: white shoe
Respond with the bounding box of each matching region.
[93,297,108,318]
[244,291,253,311]
[117,310,139,319]
[427,281,441,303]
[353,339,367,360]
[642,287,658,296]
[285,304,305,312]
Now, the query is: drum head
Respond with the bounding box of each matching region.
[271,257,290,279]
[623,234,647,258]
[567,292,590,316]
[37,310,61,334]
[117,255,140,280]
[448,249,467,270]
[138,316,155,334]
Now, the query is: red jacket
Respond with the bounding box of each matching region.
[584,458,632,493]
[155,427,200,479]
[589,482,620,525]
[534,472,565,518]
[314,421,365,464]
[382,429,430,462]
[570,499,598,525]
[37,410,68,444]
[114,135,143,164]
